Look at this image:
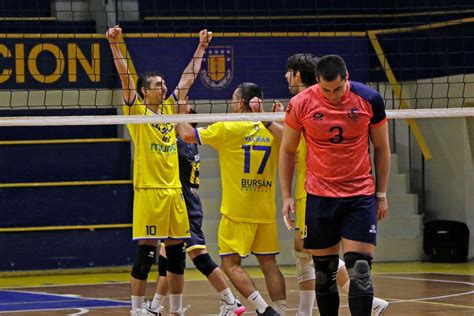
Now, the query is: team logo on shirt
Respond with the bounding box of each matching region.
[347,107,360,122]
[150,142,177,154]
[200,46,234,90]
[152,122,174,134]
[241,178,272,192]
[312,112,324,120]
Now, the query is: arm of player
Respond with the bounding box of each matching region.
[176,122,198,144]
[370,121,391,221]
[249,97,284,139]
[279,124,301,229]
[106,26,136,105]
[173,29,213,102]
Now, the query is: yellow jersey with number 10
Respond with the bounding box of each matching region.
[123,95,181,189]
[196,121,279,223]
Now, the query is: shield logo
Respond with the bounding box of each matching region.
[200,46,233,90]
[347,107,360,122]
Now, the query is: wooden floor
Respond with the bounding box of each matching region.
[0,263,473,315]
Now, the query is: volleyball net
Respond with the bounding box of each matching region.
[0,0,473,117]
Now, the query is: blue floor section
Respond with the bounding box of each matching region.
[0,290,130,312]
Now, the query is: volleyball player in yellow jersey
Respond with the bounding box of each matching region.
[176,83,286,316]
[107,26,212,316]
[282,54,389,316]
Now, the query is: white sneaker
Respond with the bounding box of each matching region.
[130,309,140,316]
[170,304,191,315]
[372,297,389,315]
[219,299,246,316]
[141,301,164,316]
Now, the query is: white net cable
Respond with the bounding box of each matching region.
[0,108,473,127]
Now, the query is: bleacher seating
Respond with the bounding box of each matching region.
[123,0,474,33]
[0,109,135,270]
[0,0,95,33]
[0,20,96,33]
[0,0,50,17]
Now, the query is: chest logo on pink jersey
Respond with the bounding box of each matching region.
[347,107,360,122]
[312,112,324,120]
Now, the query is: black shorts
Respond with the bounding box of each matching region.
[303,193,377,249]
[183,188,206,249]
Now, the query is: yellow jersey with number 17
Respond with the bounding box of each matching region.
[196,121,279,223]
[123,95,181,189]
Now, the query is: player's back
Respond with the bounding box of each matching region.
[197,121,279,223]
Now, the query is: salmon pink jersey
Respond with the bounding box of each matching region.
[285,81,387,197]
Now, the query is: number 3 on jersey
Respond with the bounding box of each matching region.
[242,145,271,174]
[329,126,344,144]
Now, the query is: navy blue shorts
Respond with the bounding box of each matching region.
[303,193,377,249]
[183,188,206,249]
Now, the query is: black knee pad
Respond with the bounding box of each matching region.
[344,252,374,297]
[313,255,340,295]
[165,243,186,275]
[158,254,168,277]
[131,245,156,280]
[192,253,218,277]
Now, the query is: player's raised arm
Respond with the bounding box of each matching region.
[175,99,198,143]
[249,97,284,139]
[173,29,213,102]
[106,26,136,105]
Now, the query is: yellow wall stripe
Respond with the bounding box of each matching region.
[0,223,132,233]
[144,10,474,20]
[127,32,367,38]
[368,30,432,160]
[0,179,132,188]
[0,17,56,21]
[371,16,474,35]
[0,138,129,145]
[0,32,366,39]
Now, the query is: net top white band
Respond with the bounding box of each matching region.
[0,108,473,126]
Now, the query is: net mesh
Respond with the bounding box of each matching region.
[0,1,473,115]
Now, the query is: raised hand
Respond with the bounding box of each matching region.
[272,100,285,112]
[175,97,191,114]
[106,25,122,44]
[199,29,213,48]
[250,97,264,112]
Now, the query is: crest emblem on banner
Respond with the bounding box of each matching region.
[200,46,233,90]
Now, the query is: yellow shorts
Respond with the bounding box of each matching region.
[218,215,279,257]
[132,188,190,240]
[295,197,307,239]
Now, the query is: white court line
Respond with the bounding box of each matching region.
[68,308,89,315]
[0,276,219,290]
[378,275,474,287]
[376,275,474,307]
[3,305,126,314]
[0,288,130,304]
[3,274,473,313]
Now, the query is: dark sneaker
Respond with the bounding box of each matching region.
[256,306,280,315]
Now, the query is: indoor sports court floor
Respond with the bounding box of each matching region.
[0,262,473,315]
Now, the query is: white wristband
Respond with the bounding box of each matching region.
[376,192,387,198]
